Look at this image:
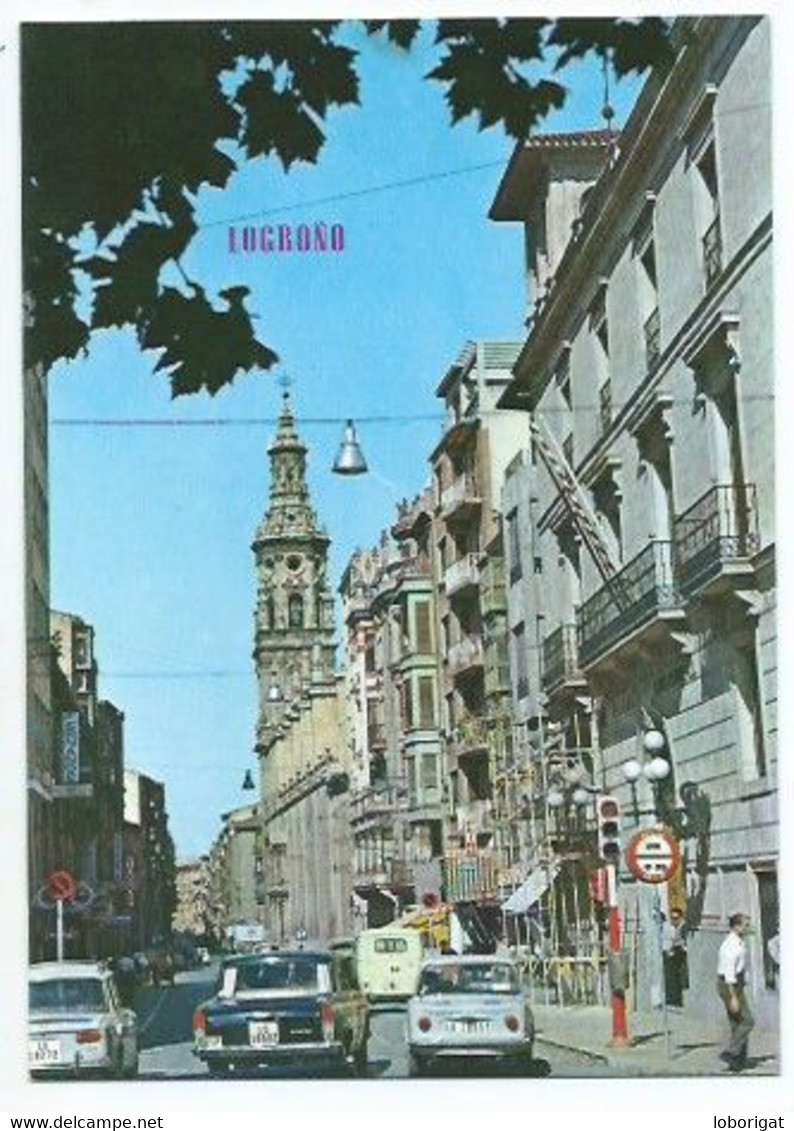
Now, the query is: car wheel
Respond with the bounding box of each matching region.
[408,1051,427,1077]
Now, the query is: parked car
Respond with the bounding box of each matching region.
[29,961,139,1079]
[406,956,534,1076]
[192,948,369,1077]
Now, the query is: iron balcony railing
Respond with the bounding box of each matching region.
[674,484,759,598]
[577,540,681,667]
[703,214,722,288]
[456,714,490,754]
[445,553,481,596]
[598,380,612,434]
[443,849,499,902]
[542,623,583,693]
[644,306,661,370]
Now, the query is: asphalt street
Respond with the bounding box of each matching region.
[133,964,610,1081]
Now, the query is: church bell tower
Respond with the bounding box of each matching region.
[253,393,337,753]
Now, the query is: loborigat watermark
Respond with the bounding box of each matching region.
[228,222,345,254]
[713,1119,785,1129]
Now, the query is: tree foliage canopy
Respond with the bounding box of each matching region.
[23,18,673,395]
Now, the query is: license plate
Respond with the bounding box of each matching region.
[447,1019,490,1034]
[249,1020,279,1048]
[29,1039,61,1065]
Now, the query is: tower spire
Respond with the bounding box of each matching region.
[252,392,337,754]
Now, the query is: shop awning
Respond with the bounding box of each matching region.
[501,862,560,914]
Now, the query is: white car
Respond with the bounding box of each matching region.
[407,955,534,1075]
[29,961,139,1079]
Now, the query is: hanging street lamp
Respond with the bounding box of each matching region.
[332,420,368,476]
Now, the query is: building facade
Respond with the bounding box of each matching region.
[123,769,177,951]
[429,342,528,943]
[340,488,445,929]
[173,856,212,941]
[493,17,776,1025]
[25,357,56,961]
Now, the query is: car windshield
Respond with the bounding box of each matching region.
[30,978,107,1012]
[419,963,519,995]
[229,957,324,993]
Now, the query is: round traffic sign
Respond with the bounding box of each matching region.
[626,828,681,885]
[47,869,77,903]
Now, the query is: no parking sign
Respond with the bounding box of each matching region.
[626,828,681,884]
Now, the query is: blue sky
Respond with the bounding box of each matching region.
[47,22,643,859]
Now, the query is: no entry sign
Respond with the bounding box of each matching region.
[47,869,77,903]
[626,828,681,884]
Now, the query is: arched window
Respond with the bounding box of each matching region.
[288,594,304,629]
[265,597,275,630]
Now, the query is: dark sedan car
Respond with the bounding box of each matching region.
[193,949,369,1077]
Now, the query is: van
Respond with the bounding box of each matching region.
[354,927,423,1003]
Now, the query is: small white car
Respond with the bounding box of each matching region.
[407,955,534,1075]
[29,961,139,1079]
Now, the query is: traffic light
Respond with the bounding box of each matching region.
[597,795,622,863]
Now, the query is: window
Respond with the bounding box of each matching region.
[590,285,611,432]
[414,600,433,654]
[694,140,721,287]
[74,633,91,669]
[512,623,529,699]
[288,594,304,628]
[635,212,660,370]
[507,509,522,584]
[420,752,439,791]
[417,675,436,728]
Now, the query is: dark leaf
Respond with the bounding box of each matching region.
[364,20,421,50]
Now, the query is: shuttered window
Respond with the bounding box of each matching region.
[414,600,433,653]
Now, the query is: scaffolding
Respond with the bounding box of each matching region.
[489,708,609,1007]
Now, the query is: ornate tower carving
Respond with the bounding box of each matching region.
[253,393,336,752]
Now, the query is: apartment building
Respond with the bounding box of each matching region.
[430,342,528,940]
[340,489,444,928]
[493,17,776,1024]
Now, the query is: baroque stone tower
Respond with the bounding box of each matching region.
[253,393,337,752]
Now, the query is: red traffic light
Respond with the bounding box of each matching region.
[599,798,619,819]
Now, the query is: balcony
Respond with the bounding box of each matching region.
[444,553,480,597]
[456,714,490,756]
[449,634,484,679]
[674,484,759,599]
[443,850,499,902]
[644,307,661,371]
[703,214,722,288]
[577,540,683,669]
[542,623,586,695]
[440,474,481,524]
[353,866,391,893]
[350,784,395,826]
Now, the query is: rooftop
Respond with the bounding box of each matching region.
[489,130,615,221]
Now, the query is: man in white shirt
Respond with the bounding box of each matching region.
[717,913,755,1071]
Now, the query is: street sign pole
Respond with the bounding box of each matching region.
[606,862,630,1047]
[56,898,64,962]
